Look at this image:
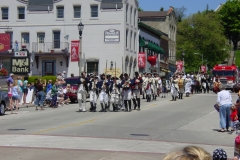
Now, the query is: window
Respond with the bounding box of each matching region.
[87,62,99,74]
[130,7,132,25]
[126,30,128,48]
[1,8,8,20]
[130,31,133,50]
[91,5,98,17]
[37,33,45,43]
[18,7,25,19]
[57,6,64,18]
[5,31,13,48]
[134,33,136,51]
[134,9,136,27]
[53,31,60,48]
[21,33,29,43]
[126,4,128,22]
[73,6,81,18]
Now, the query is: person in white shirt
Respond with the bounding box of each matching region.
[217,86,232,132]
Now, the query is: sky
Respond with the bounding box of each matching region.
[138,0,227,16]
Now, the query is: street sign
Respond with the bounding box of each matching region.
[14,51,27,57]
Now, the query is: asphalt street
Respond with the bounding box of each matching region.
[0,92,238,160]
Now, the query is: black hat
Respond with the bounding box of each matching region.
[124,73,128,76]
[135,72,139,75]
[101,73,105,76]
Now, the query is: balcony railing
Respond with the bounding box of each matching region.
[32,42,69,53]
[11,42,31,52]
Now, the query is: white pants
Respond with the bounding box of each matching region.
[146,88,152,96]
[89,90,97,106]
[132,89,140,99]
[123,89,132,100]
[99,91,108,104]
[110,94,119,104]
[171,86,178,97]
[78,90,86,111]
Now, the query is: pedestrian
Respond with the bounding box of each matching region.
[217,86,232,132]
[184,74,192,97]
[78,72,89,112]
[230,105,239,134]
[51,81,58,108]
[17,76,24,104]
[46,80,52,93]
[178,73,185,99]
[145,73,153,102]
[213,78,221,94]
[97,73,108,112]
[22,76,29,105]
[131,72,142,110]
[35,79,45,110]
[6,73,14,111]
[121,73,132,111]
[89,75,98,112]
[170,75,179,101]
[110,77,120,112]
[12,80,21,114]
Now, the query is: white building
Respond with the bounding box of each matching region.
[0,0,139,77]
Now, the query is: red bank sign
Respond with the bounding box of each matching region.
[0,33,10,52]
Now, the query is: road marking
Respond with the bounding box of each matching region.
[32,119,96,134]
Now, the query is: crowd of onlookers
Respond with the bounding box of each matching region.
[5,71,74,114]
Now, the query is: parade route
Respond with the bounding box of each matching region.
[0,92,238,159]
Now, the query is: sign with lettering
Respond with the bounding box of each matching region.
[71,40,79,62]
[10,57,30,74]
[0,33,10,52]
[14,51,27,57]
[104,29,120,42]
[104,68,121,77]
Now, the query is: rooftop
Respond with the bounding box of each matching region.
[138,11,168,18]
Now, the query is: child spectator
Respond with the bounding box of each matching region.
[231,105,239,134]
[213,148,227,160]
[23,76,29,105]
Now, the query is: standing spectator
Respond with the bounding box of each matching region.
[14,40,19,51]
[35,80,45,110]
[46,80,52,93]
[6,73,14,111]
[12,80,21,114]
[217,86,232,132]
[17,76,23,104]
[62,71,66,79]
[22,76,29,105]
[51,81,58,108]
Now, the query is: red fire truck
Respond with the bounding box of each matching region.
[212,64,238,91]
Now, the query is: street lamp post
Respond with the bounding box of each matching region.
[78,21,84,76]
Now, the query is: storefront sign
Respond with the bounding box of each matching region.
[104,29,120,42]
[176,60,183,72]
[10,57,30,74]
[138,52,146,68]
[104,68,121,77]
[0,33,10,52]
[71,40,79,62]
[201,65,206,73]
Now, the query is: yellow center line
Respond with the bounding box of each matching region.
[32,119,96,134]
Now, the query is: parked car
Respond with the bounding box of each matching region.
[63,76,90,103]
[0,90,10,115]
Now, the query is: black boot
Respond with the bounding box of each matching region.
[128,100,132,112]
[171,95,174,101]
[124,100,128,112]
[112,103,115,112]
[174,96,177,101]
[132,99,137,110]
[142,94,145,99]
[89,102,93,112]
[137,98,140,111]
[92,104,96,112]
[99,103,104,112]
[180,93,183,99]
[105,104,108,112]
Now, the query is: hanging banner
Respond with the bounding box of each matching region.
[176,60,183,72]
[0,33,10,52]
[201,65,206,73]
[71,40,79,62]
[138,52,146,68]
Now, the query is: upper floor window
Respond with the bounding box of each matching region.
[57,6,64,18]
[73,6,81,18]
[21,33,29,44]
[134,9,137,27]
[130,7,132,25]
[91,5,98,17]
[1,8,8,20]
[18,7,25,19]
[126,4,128,22]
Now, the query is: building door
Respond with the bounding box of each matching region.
[87,61,99,75]
[37,33,45,52]
[42,60,56,76]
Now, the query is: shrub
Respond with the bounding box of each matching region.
[0,68,8,76]
[42,76,57,83]
[28,76,57,84]
[28,76,42,84]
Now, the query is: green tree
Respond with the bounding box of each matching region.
[218,0,240,53]
[177,11,229,73]
[174,6,187,22]
[160,7,164,11]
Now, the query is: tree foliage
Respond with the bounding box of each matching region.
[219,0,240,50]
[160,7,164,11]
[175,6,187,22]
[177,11,229,73]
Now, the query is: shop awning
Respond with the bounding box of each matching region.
[139,37,164,54]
